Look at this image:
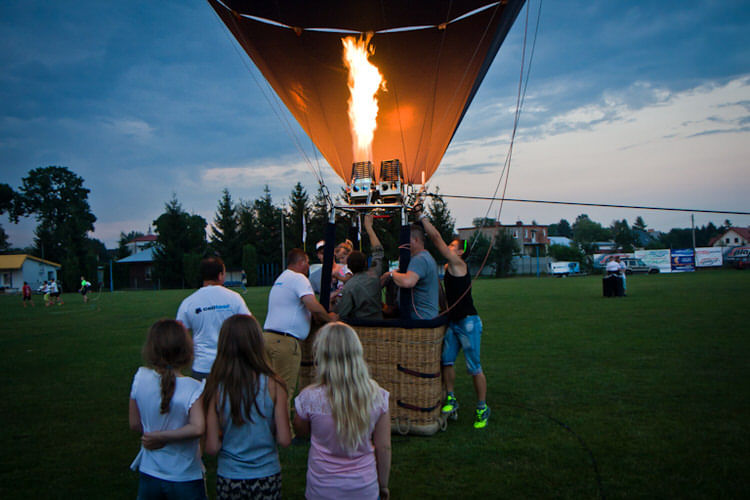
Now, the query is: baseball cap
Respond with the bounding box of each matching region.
[316,240,326,251]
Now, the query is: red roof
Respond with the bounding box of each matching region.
[130,235,157,243]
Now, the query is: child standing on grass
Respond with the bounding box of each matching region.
[22,282,34,307]
[294,322,391,500]
[129,319,207,500]
[204,314,291,500]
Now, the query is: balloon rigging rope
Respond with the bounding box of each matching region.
[426,0,541,319]
[211,7,328,189]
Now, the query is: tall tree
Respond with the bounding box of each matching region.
[0,183,13,252]
[492,229,518,277]
[611,219,635,252]
[237,200,258,249]
[14,166,97,290]
[548,218,572,237]
[572,214,611,244]
[306,185,329,259]
[210,189,241,268]
[153,196,207,288]
[253,186,282,266]
[633,216,647,231]
[285,182,309,251]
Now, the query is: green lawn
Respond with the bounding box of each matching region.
[1,270,748,498]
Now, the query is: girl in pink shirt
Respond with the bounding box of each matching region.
[294,322,391,499]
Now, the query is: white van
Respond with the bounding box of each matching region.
[547,261,581,277]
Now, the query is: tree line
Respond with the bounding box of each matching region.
[2,166,737,289]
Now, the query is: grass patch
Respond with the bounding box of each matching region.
[1,270,748,498]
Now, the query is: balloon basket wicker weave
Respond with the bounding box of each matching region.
[298,321,446,436]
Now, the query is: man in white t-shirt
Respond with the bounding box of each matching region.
[176,256,251,379]
[264,248,336,414]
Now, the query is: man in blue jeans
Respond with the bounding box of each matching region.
[421,213,489,429]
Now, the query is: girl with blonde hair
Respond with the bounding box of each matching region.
[294,322,391,499]
[204,314,291,499]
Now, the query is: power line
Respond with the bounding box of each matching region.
[430,193,750,216]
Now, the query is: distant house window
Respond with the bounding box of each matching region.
[726,238,730,243]
[735,237,739,243]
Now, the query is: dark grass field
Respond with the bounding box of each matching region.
[1,270,748,498]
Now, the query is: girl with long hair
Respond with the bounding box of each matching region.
[294,322,391,500]
[204,314,291,500]
[128,319,207,500]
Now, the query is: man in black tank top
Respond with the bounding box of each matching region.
[420,213,490,429]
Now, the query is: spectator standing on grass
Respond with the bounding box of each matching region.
[128,319,207,500]
[420,213,490,429]
[48,278,63,306]
[176,256,251,380]
[204,314,291,499]
[333,214,385,321]
[39,281,51,306]
[381,222,439,320]
[618,257,627,295]
[22,281,34,307]
[79,276,92,303]
[294,322,391,500]
[263,248,336,425]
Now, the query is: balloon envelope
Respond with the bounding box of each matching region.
[209,0,526,184]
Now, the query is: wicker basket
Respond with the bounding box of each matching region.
[298,322,446,436]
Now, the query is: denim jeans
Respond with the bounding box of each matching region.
[137,472,207,500]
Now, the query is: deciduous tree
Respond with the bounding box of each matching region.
[153,196,207,288]
[14,166,97,290]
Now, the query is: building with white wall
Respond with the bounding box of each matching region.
[0,254,61,292]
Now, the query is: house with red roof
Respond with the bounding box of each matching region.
[709,227,750,248]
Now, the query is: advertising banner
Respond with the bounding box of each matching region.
[593,253,631,269]
[671,249,695,272]
[695,247,723,267]
[635,249,671,273]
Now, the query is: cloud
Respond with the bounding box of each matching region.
[432,74,750,231]
[106,118,154,142]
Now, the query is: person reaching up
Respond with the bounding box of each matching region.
[420,212,490,429]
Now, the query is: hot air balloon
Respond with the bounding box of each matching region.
[208,0,526,206]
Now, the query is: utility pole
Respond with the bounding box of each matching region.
[281,210,286,269]
[691,214,697,268]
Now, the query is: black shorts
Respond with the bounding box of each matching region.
[52,291,61,297]
[23,295,31,301]
[81,286,91,295]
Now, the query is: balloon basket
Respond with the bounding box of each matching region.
[299,318,448,436]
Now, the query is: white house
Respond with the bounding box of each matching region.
[710,227,750,248]
[0,254,61,292]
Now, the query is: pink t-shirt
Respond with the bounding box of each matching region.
[295,384,389,500]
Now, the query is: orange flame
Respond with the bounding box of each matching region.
[342,34,386,163]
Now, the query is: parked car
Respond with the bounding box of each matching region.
[621,258,659,274]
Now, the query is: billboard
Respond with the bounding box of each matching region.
[695,247,723,267]
[635,249,671,273]
[671,249,695,272]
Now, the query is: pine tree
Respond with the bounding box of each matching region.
[210,189,241,268]
[253,186,282,266]
[285,182,309,251]
[237,200,258,249]
[307,185,330,259]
